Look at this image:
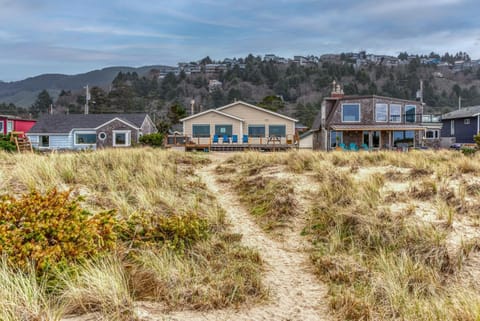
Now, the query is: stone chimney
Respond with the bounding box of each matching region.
[330,80,344,98]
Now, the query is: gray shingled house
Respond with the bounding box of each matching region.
[27,113,157,150]
[441,106,480,144]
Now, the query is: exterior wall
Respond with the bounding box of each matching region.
[15,120,36,133]
[299,133,313,149]
[27,134,72,150]
[0,119,4,135]
[183,112,243,144]
[96,119,138,149]
[219,103,295,139]
[441,117,478,144]
[327,97,423,126]
[140,116,157,135]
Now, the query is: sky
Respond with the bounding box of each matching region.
[0,0,479,81]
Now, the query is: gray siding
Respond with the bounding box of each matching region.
[441,117,479,143]
[27,134,73,150]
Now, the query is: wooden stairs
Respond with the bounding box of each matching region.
[10,131,33,152]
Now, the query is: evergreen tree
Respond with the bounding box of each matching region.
[31,90,53,116]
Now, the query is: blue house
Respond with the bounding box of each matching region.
[27,113,157,150]
[441,106,480,144]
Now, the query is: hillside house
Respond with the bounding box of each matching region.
[311,82,427,150]
[441,106,480,144]
[27,113,156,150]
[180,101,298,150]
[0,115,36,135]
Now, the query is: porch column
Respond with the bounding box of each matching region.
[388,131,392,150]
[368,131,373,149]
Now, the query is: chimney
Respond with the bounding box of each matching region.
[190,99,195,115]
[330,80,344,98]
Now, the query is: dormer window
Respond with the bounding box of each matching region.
[342,103,360,122]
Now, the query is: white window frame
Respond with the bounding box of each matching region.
[390,104,401,123]
[464,118,470,125]
[341,103,361,123]
[113,130,131,147]
[425,129,439,139]
[6,120,13,133]
[375,103,388,122]
[451,120,455,136]
[0,121,4,134]
[39,135,50,148]
[74,131,97,146]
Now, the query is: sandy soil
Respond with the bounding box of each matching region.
[138,155,331,321]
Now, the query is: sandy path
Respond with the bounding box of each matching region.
[140,156,331,321]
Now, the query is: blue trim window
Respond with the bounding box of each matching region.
[405,105,416,123]
[342,103,360,122]
[269,125,286,137]
[192,124,210,137]
[248,125,265,137]
[75,133,96,144]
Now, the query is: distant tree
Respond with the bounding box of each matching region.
[167,102,187,124]
[31,90,53,116]
[200,56,213,65]
[397,52,409,60]
[258,95,284,111]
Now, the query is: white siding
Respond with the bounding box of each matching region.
[299,133,313,149]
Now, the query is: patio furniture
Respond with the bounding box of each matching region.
[349,142,359,151]
[242,135,249,144]
[212,135,219,144]
[361,143,369,151]
[222,135,230,143]
[339,143,347,150]
[232,135,238,143]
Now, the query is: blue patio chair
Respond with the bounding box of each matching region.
[360,143,369,151]
[242,135,249,144]
[349,142,359,151]
[222,134,230,143]
[339,143,347,150]
[231,135,238,143]
[212,135,219,144]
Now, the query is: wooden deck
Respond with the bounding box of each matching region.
[183,143,296,152]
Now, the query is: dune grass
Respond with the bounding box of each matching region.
[0,148,266,319]
[222,150,480,320]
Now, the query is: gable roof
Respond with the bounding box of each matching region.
[179,109,244,122]
[28,113,149,134]
[442,106,480,120]
[216,101,298,122]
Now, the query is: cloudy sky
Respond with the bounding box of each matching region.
[1,0,479,81]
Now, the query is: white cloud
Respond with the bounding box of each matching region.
[64,25,192,39]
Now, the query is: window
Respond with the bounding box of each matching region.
[269,125,286,137]
[113,130,131,146]
[40,136,49,147]
[192,124,210,137]
[75,132,96,145]
[330,131,343,148]
[425,130,439,139]
[363,131,369,145]
[0,121,3,133]
[372,131,380,148]
[342,103,360,122]
[393,131,415,147]
[464,119,471,125]
[248,125,265,137]
[390,104,401,122]
[98,132,107,140]
[451,120,455,135]
[405,105,416,122]
[214,124,232,136]
[375,103,388,122]
[6,121,13,133]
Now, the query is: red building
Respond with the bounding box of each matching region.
[0,115,36,136]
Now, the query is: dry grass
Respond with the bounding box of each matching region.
[223,150,480,320]
[0,148,265,318]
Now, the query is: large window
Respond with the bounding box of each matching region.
[75,132,96,145]
[372,131,380,148]
[40,135,49,147]
[6,121,13,133]
[113,130,131,146]
[248,125,265,137]
[390,104,401,122]
[393,131,415,147]
[330,131,343,148]
[342,104,360,122]
[192,124,210,137]
[405,105,416,123]
[375,103,388,122]
[425,130,439,139]
[214,124,232,136]
[269,125,286,137]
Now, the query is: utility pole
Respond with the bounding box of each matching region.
[84,85,90,114]
[458,95,462,110]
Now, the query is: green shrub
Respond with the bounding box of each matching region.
[139,133,164,147]
[474,133,480,148]
[0,189,117,272]
[0,134,15,152]
[461,146,476,156]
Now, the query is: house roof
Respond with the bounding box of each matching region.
[326,95,422,105]
[442,106,480,120]
[179,109,244,122]
[216,101,298,122]
[28,113,148,134]
[330,124,426,131]
[299,130,314,139]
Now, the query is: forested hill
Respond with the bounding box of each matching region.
[3,53,480,128]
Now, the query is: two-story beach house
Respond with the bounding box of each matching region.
[311,83,427,150]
